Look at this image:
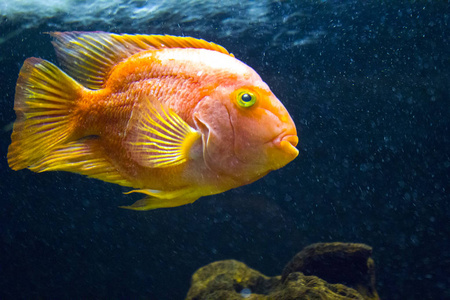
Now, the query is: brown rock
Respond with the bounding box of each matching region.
[186,259,366,300]
[281,242,379,300]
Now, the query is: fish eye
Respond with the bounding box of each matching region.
[237,91,257,108]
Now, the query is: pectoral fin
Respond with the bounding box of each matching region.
[127,95,201,168]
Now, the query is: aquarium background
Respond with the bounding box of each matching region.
[0,1,449,299]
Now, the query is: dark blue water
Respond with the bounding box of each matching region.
[1,1,449,299]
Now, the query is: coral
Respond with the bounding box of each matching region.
[186,242,379,300]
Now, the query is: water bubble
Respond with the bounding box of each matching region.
[284,194,293,202]
[240,288,252,298]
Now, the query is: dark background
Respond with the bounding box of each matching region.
[1,1,449,299]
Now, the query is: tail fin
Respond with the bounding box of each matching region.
[7,58,83,170]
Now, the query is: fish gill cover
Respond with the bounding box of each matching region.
[0,0,449,299]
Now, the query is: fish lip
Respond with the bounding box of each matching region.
[272,132,299,157]
[280,134,298,147]
[272,131,298,147]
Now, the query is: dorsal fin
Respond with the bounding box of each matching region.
[50,31,233,89]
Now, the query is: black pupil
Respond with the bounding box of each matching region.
[241,93,252,102]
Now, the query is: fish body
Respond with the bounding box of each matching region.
[8,32,298,210]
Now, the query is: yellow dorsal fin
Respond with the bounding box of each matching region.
[126,95,201,168]
[50,31,233,89]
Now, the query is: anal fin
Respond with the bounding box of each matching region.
[31,138,133,187]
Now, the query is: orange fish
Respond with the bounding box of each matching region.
[7,32,298,210]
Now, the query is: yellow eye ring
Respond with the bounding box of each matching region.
[237,90,257,108]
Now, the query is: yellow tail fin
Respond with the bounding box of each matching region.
[7,57,83,170]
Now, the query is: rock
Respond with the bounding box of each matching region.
[186,259,368,299]
[281,242,379,300]
[185,260,277,300]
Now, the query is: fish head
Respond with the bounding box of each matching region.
[193,64,298,184]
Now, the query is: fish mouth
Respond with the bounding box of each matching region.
[278,134,299,158]
[266,133,299,170]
